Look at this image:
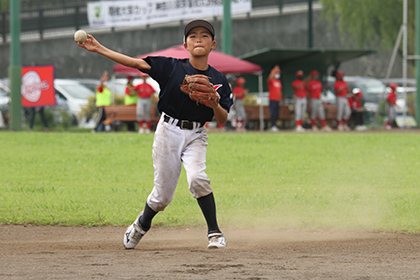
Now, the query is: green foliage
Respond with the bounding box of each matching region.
[79,94,125,120]
[0,0,7,12]
[1,132,420,233]
[320,0,412,50]
[79,96,97,120]
[25,107,74,130]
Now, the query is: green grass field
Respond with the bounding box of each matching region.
[1,131,419,233]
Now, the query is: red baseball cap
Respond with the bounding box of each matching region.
[389,83,398,90]
[184,19,215,40]
[236,77,246,86]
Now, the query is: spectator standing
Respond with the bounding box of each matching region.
[94,71,111,132]
[385,83,398,130]
[134,73,156,134]
[232,76,248,132]
[267,65,282,132]
[348,88,367,131]
[307,70,331,132]
[28,107,49,131]
[291,70,307,132]
[334,71,351,131]
[124,76,139,132]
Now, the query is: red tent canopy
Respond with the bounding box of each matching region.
[112,45,261,76]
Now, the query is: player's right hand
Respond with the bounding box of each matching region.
[77,34,101,53]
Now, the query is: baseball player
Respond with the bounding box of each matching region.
[132,73,156,134]
[77,19,233,249]
[307,70,331,132]
[94,71,111,132]
[267,65,282,132]
[334,71,351,131]
[348,88,367,131]
[385,83,398,130]
[124,76,139,132]
[232,77,248,132]
[291,70,308,132]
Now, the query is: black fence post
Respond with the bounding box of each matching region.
[38,9,43,39]
[75,5,80,30]
[1,12,6,43]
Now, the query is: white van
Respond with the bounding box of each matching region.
[54,79,95,126]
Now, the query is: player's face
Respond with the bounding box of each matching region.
[184,27,216,57]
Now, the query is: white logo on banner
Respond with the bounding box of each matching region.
[88,0,251,27]
[21,71,50,103]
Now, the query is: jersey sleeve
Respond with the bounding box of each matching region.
[141,56,174,86]
[218,78,233,112]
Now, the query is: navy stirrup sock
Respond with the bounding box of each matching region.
[138,203,157,231]
[197,193,221,235]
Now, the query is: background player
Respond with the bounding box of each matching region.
[124,76,138,132]
[232,76,248,132]
[307,70,331,132]
[291,70,308,132]
[77,19,233,249]
[348,88,367,131]
[334,71,351,131]
[93,71,111,132]
[267,65,282,132]
[385,83,398,130]
[134,73,156,134]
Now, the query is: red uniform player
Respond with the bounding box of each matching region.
[307,70,331,131]
[291,70,307,132]
[334,71,351,131]
[232,77,248,132]
[129,73,156,134]
[267,65,282,132]
[385,83,398,130]
[348,88,367,131]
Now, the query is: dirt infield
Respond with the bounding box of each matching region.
[1,225,420,279]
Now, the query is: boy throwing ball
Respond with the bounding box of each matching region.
[77,20,233,249]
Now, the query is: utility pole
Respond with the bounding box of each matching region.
[9,0,22,131]
[222,0,232,55]
[416,0,420,126]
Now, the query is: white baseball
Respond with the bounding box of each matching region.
[74,30,87,43]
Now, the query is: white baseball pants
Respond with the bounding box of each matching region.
[146,113,212,212]
[136,98,152,121]
[295,97,307,121]
[386,104,397,124]
[336,97,351,121]
[310,98,325,119]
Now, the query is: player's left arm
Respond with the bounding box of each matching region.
[211,103,228,124]
[211,78,231,124]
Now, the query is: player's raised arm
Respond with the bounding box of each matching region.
[77,34,150,70]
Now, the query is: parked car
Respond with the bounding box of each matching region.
[327,76,389,124]
[0,80,10,127]
[0,78,74,128]
[77,77,160,96]
[54,79,95,126]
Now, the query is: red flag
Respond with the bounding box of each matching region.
[21,65,56,107]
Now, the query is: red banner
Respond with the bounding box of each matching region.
[21,65,56,107]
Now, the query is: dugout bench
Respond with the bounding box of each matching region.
[244,105,294,130]
[104,105,160,131]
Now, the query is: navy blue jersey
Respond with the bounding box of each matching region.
[141,56,233,123]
